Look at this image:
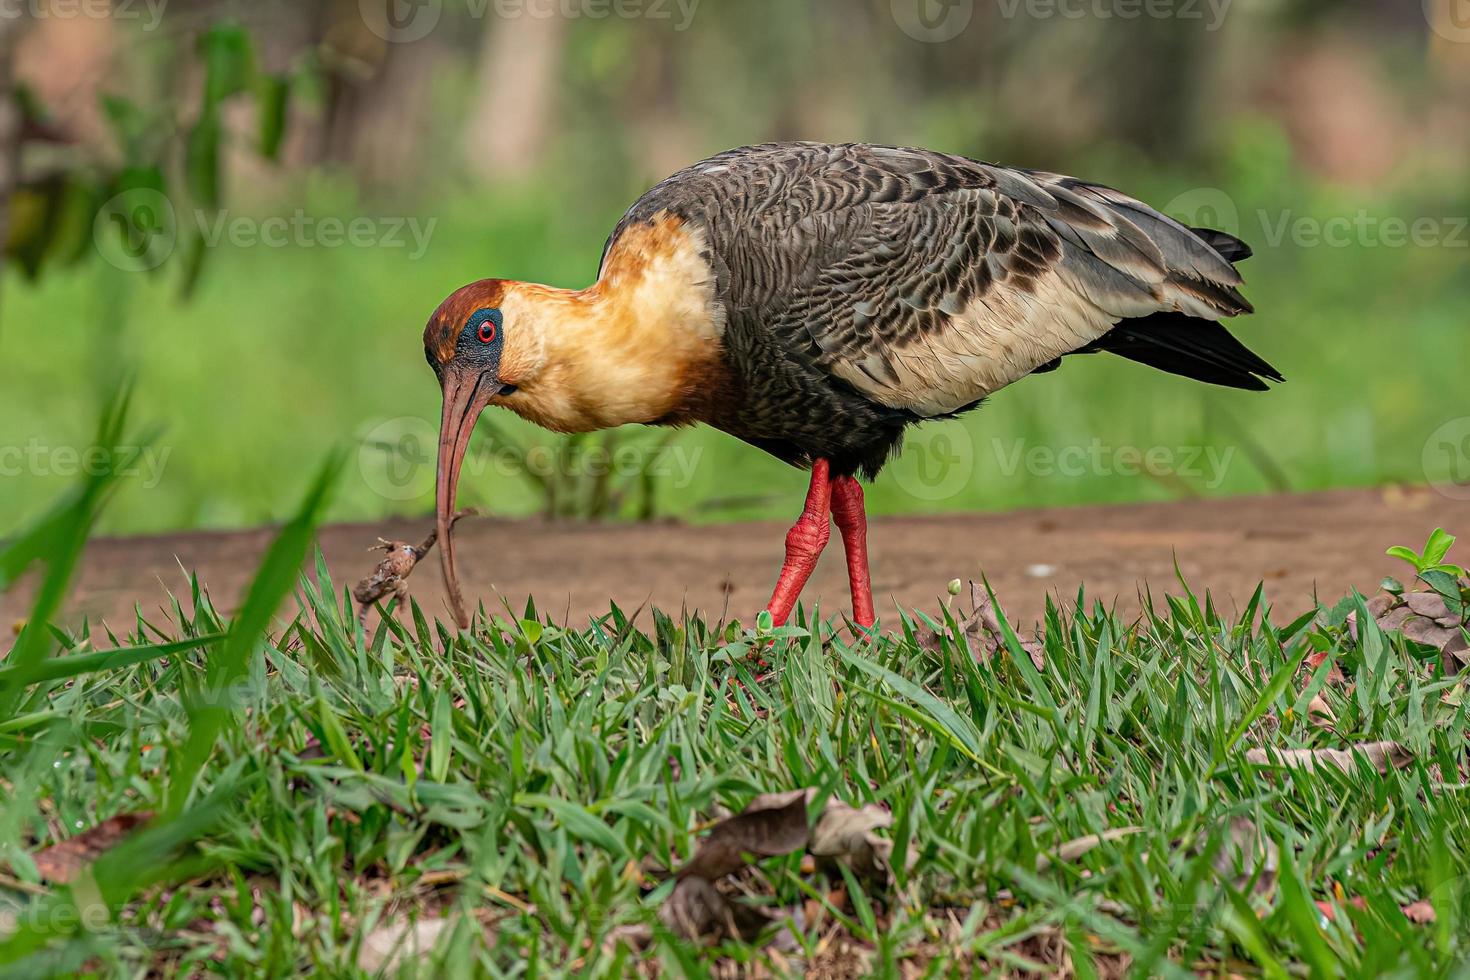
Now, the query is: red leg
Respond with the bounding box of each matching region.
[764,459,832,626]
[830,475,876,629]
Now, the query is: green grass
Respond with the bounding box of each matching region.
[3,135,1468,535]
[3,409,1469,975]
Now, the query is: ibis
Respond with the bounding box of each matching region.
[424,142,1280,631]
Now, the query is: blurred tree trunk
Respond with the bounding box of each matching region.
[314,0,444,190]
[622,27,697,183]
[461,14,568,181]
[1108,24,1208,160]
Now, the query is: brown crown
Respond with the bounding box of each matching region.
[423,278,510,363]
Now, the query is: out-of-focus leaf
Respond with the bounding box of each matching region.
[0,633,222,687]
[255,73,290,160]
[658,876,788,943]
[1245,740,1413,774]
[31,813,153,884]
[198,24,254,106]
[677,789,811,881]
[165,453,341,816]
[0,386,142,718]
[1212,817,1280,899]
[1034,826,1144,872]
[357,915,480,973]
[185,111,222,210]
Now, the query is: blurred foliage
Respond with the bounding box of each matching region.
[4,23,292,296]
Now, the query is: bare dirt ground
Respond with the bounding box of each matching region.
[8,486,1468,634]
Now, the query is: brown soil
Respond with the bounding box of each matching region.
[7,486,1467,634]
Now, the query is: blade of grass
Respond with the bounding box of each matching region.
[164,452,342,816]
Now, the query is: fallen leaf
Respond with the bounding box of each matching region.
[927,582,1045,671]
[32,812,153,884]
[1245,740,1413,774]
[677,790,812,882]
[1212,817,1279,898]
[1402,899,1436,923]
[1305,693,1333,728]
[666,788,911,941]
[357,915,465,973]
[658,876,782,942]
[810,798,905,880]
[1315,895,1366,921]
[1035,827,1144,872]
[1351,585,1470,671]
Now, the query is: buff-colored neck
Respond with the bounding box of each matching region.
[494,217,726,433]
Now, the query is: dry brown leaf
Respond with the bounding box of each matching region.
[1351,586,1470,671]
[926,582,1045,671]
[666,788,910,941]
[1402,899,1436,923]
[677,789,813,882]
[32,812,153,884]
[357,914,472,973]
[658,877,788,943]
[679,788,911,885]
[1212,817,1279,898]
[1244,740,1413,774]
[1305,694,1333,728]
[1035,827,1144,872]
[810,798,906,880]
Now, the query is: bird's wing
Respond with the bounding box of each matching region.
[612,143,1254,418]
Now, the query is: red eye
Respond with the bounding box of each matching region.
[477,321,496,344]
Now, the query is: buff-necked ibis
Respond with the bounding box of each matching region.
[424,142,1280,631]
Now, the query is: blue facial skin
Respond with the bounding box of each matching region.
[445,307,517,395]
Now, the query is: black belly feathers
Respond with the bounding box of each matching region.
[605,143,1281,478]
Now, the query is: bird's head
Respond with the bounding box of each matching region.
[423,277,553,626]
[423,235,724,625]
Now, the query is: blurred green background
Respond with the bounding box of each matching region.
[2,0,1467,535]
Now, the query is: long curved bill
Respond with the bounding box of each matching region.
[435,366,496,629]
